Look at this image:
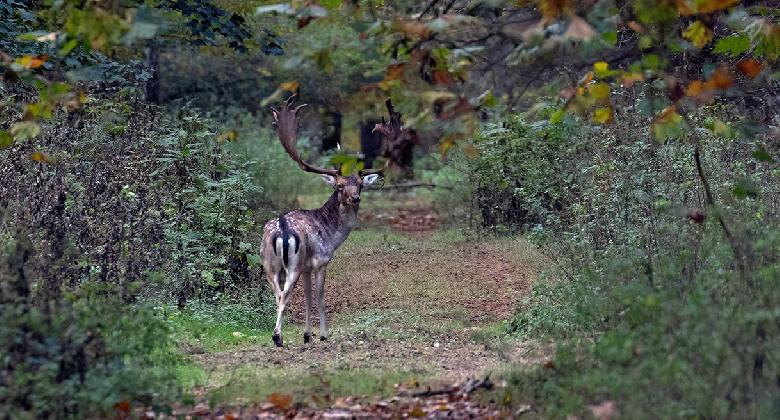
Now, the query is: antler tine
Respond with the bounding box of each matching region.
[271,96,340,177]
[360,98,401,177]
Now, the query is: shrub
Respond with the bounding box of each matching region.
[0,237,199,418]
[483,104,780,417]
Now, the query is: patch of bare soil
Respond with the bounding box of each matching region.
[186,199,548,418]
[195,233,542,379]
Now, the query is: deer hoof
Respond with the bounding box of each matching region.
[303,332,312,343]
[272,334,283,347]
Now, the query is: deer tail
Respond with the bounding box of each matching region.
[275,215,300,270]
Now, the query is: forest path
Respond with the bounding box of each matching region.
[186,195,548,417]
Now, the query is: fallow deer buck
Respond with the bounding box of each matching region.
[262,96,401,347]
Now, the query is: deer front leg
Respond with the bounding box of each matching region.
[314,268,329,340]
[272,270,301,347]
[302,271,313,343]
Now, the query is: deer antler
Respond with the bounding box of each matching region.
[271,95,340,177]
[359,98,401,176]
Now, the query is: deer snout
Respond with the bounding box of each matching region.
[350,196,361,204]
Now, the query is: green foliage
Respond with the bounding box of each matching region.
[466,111,580,232]
[0,238,200,417]
[493,103,780,416]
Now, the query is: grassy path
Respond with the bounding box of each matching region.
[174,198,549,416]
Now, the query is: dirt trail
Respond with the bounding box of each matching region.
[188,200,548,417]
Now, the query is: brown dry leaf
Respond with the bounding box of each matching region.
[580,71,595,85]
[268,392,294,411]
[736,59,764,78]
[685,80,705,97]
[627,20,644,33]
[432,69,455,86]
[113,400,131,413]
[409,405,426,417]
[674,0,696,16]
[563,16,596,40]
[706,67,733,89]
[696,0,739,14]
[539,0,574,22]
[385,63,407,80]
[621,72,644,88]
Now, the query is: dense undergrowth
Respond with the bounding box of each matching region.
[468,105,780,417]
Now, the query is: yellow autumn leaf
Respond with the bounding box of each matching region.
[280,80,299,92]
[15,55,47,69]
[30,151,54,164]
[588,82,611,102]
[593,61,609,76]
[593,107,613,124]
[682,21,713,49]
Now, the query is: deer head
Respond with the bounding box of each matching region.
[271,95,400,207]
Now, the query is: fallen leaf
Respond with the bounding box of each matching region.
[685,80,705,97]
[627,20,644,33]
[113,400,131,413]
[15,55,47,69]
[409,405,426,417]
[30,151,55,164]
[592,107,613,124]
[706,67,733,89]
[621,72,644,88]
[588,82,610,102]
[736,59,763,77]
[268,392,293,410]
[696,0,739,14]
[682,21,713,48]
[539,0,574,22]
[218,130,239,142]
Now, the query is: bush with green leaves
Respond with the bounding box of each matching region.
[0,237,200,418]
[466,111,582,233]
[0,90,267,306]
[473,104,780,417]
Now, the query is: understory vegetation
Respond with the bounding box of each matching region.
[2,0,779,418]
[474,107,780,417]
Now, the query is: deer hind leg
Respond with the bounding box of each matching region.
[302,272,313,343]
[272,269,301,347]
[314,268,329,340]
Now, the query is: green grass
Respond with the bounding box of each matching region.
[208,365,434,406]
[161,301,275,352]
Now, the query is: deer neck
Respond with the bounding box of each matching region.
[315,191,359,249]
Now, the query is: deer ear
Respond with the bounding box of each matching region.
[320,174,336,186]
[362,174,380,186]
